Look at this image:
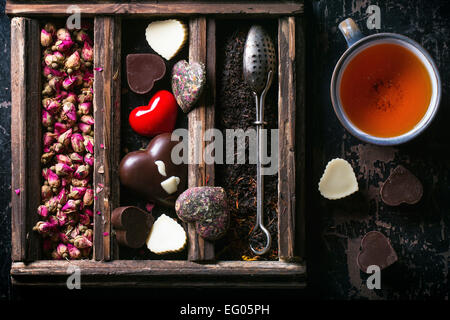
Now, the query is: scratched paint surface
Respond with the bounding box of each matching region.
[307,0,449,299]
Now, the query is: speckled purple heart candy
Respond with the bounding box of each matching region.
[171,60,206,113]
[175,186,229,240]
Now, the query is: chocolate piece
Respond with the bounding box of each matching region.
[126,54,166,94]
[380,165,423,206]
[119,133,187,207]
[357,231,398,273]
[112,206,154,248]
[146,214,187,254]
[175,187,229,240]
[172,60,206,113]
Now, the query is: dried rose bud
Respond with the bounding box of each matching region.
[65,51,81,70]
[80,115,94,125]
[44,99,61,115]
[62,75,76,90]
[64,92,78,104]
[67,243,81,259]
[57,128,73,147]
[47,195,59,213]
[47,169,61,189]
[43,132,57,148]
[84,229,93,242]
[78,123,91,135]
[74,164,90,180]
[59,232,70,244]
[68,186,87,200]
[42,84,54,96]
[54,122,70,136]
[48,76,61,91]
[71,133,85,153]
[41,151,55,165]
[61,102,77,124]
[79,213,90,226]
[37,204,49,217]
[61,177,72,188]
[78,102,92,115]
[83,208,93,218]
[50,142,64,154]
[84,153,94,166]
[44,53,54,66]
[56,188,68,206]
[83,188,94,206]
[56,243,69,259]
[56,210,69,227]
[55,154,72,166]
[75,30,92,44]
[73,235,93,249]
[55,163,74,177]
[41,185,53,202]
[42,110,54,128]
[72,178,90,187]
[52,51,65,62]
[56,28,71,41]
[69,152,84,163]
[83,135,94,153]
[81,41,93,62]
[33,220,57,234]
[61,199,80,214]
[41,29,53,47]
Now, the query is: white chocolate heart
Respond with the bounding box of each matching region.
[146,214,187,254]
[318,158,358,200]
[145,20,188,60]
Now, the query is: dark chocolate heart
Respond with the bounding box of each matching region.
[380,165,423,206]
[126,54,166,94]
[175,187,229,240]
[357,231,398,273]
[112,206,154,248]
[119,133,187,207]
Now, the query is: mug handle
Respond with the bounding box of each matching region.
[338,18,363,47]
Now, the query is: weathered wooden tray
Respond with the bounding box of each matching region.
[8,1,306,288]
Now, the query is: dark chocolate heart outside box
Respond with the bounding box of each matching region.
[112,206,154,248]
[357,231,398,273]
[119,133,187,207]
[380,165,423,206]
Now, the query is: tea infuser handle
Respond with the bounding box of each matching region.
[338,18,363,47]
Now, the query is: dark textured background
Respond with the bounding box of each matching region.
[0,0,448,301]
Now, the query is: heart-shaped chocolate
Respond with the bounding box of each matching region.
[112,206,154,248]
[380,165,423,206]
[175,187,229,240]
[128,90,178,137]
[171,60,206,113]
[119,133,187,207]
[145,19,188,60]
[357,231,398,273]
[126,54,166,94]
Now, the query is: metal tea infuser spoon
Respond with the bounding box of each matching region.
[243,25,276,255]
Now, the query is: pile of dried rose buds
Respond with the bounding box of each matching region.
[34,22,94,260]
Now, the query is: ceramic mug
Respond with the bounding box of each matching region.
[330,18,441,145]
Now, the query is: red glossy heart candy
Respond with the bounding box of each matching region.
[129,90,178,137]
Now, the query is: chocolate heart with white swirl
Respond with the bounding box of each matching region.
[171,60,206,113]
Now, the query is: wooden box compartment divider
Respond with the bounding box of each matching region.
[8,1,306,288]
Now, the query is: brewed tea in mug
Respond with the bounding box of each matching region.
[340,42,432,138]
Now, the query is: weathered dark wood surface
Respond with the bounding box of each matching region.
[1,0,449,301]
[187,17,215,261]
[5,1,303,16]
[93,16,121,261]
[306,0,449,299]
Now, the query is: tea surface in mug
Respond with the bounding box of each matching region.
[340,43,432,138]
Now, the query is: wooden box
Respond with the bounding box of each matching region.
[8,1,306,288]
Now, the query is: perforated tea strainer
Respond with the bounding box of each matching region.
[243,25,276,255]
